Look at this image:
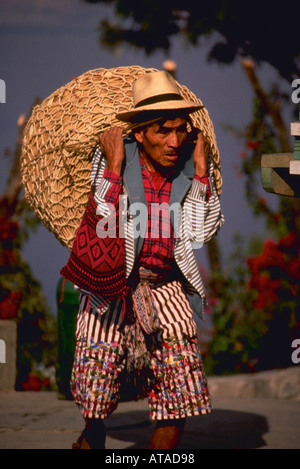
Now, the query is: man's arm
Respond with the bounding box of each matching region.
[92,127,125,216]
[98,126,125,176]
[184,130,224,245]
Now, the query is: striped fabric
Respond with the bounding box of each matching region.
[71,281,212,420]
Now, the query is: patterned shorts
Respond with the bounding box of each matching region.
[71,281,212,421]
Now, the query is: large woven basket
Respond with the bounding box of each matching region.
[21,66,222,251]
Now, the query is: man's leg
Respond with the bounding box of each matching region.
[72,418,106,449]
[147,282,212,450]
[71,295,127,450]
[149,419,186,449]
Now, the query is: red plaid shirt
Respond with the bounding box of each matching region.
[103,156,210,272]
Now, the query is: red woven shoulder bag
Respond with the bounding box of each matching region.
[60,190,129,299]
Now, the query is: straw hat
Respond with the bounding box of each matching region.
[116,71,203,122]
[21,66,222,251]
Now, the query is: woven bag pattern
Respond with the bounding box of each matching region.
[21,66,222,250]
[60,190,129,299]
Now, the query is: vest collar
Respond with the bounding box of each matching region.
[123,137,195,256]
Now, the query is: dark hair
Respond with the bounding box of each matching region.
[131,111,193,135]
[132,109,191,124]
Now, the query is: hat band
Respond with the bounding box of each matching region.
[134,93,184,109]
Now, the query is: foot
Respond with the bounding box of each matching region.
[72,419,106,449]
[72,429,92,449]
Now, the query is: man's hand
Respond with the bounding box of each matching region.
[98,127,125,176]
[192,130,210,178]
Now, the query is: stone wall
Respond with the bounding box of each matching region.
[208,367,300,400]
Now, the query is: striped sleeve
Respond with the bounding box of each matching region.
[90,146,116,217]
[184,157,225,246]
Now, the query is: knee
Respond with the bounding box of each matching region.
[155,418,186,430]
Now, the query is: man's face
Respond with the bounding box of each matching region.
[134,117,189,172]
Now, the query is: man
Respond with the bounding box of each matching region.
[67,71,224,449]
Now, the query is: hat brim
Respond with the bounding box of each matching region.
[116,100,204,122]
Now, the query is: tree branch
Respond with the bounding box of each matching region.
[240,58,292,153]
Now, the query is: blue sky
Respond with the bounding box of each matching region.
[0,0,294,314]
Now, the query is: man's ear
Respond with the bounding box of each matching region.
[133,130,144,144]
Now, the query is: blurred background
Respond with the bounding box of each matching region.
[0,0,299,393]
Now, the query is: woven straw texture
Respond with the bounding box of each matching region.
[21,66,222,251]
